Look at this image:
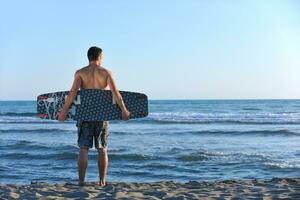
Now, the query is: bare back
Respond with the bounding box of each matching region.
[77,66,109,90]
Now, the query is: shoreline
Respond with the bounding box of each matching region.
[1,177,299,199]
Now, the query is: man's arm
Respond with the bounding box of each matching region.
[62,71,82,112]
[107,70,127,112]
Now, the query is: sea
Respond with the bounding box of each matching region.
[0,100,300,184]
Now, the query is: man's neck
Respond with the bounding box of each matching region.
[88,62,102,68]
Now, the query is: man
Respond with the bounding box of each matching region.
[57,46,131,187]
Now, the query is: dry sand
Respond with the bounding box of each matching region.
[0,177,299,199]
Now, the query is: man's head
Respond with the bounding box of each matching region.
[87,46,103,65]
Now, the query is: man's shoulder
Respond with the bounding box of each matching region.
[76,66,87,73]
[75,66,91,76]
[98,66,112,76]
[100,66,112,75]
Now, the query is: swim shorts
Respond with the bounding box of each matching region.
[76,120,109,149]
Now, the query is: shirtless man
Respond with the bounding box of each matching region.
[57,46,131,187]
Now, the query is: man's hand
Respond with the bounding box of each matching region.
[122,109,131,121]
[57,109,67,122]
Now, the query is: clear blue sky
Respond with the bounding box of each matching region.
[0,0,299,100]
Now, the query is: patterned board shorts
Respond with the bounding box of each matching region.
[76,120,109,149]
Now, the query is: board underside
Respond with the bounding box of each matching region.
[37,89,148,121]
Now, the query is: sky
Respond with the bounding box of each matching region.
[0,0,299,100]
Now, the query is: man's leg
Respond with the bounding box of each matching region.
[97,147,108,186]
[78,147,89,186]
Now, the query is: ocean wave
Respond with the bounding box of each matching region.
[0,147,159,162]
[0,112,37,117]
[1,111,300,125]
[0,128,75,134]
[185,129,300,136]
[143,163,176,169]
[3,119,299,125]
[176,153,211,162]
[144,112,300,125]
[110,129,300,137]
[109,153,158,161]
[1,127,299,138]
[174,150,275,164]
[175,150,226,162]
[264,162,300,169]
[0,140,78,151]
[0,119,74,124]
[0,152,79,160]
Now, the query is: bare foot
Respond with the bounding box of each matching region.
[98,179,106,186]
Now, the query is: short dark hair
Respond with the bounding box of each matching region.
[87,46,102,61]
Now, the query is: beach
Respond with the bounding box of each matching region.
[1,100,300,199]
[2,0,300,198]
[1,177,300,199]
